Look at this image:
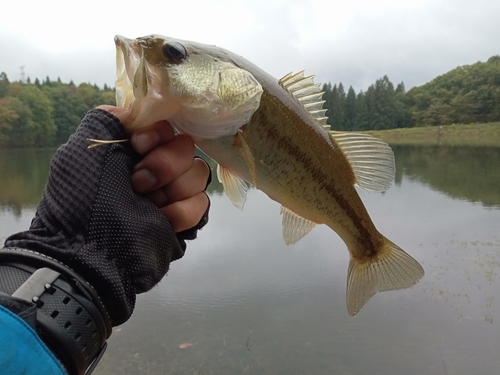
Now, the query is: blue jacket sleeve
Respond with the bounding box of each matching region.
[0,305,66,375]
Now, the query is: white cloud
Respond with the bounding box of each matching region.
[1,0,499,91]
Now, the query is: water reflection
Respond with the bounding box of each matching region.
[92,180,500,375]
[1,145,500,374]
[393,145,500,208]
[0,148,54,216]
[1,146,498,211]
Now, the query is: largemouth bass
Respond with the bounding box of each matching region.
[113,34,424,315]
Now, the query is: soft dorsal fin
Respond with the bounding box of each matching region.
[280,206,317,246]
[329,131,395,192]
[279,71,328,126]
[278,72,393,192]
[217,164,249,210]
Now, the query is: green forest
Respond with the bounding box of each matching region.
[322,55,500,131]
[0,75,115,147]
[0,55,499,147]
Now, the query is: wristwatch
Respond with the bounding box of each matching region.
[0,248,111,375]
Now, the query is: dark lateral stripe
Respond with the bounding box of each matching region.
[255,92,376,255]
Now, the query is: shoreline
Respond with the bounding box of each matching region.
[364,122,500,147]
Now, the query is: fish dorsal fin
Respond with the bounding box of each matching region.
[329,131,395,192]
[279,71,328,126]
[280,206,317,246]
[217,164,249,210]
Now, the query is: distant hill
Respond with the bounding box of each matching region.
[404,56,500,126]
[322,55,500,131]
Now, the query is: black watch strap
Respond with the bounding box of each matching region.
[0,248,112,375]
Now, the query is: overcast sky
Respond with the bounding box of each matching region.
[1,0,499,93]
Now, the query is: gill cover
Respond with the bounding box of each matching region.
[115,35,264,138]
[169,59,264,139]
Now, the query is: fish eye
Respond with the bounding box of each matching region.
[162,42,187,61]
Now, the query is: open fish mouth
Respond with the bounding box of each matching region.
[114,35,148,108]
[113,34,184,130]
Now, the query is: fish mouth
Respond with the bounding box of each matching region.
[114,35,148,108]
[113,35,182,131]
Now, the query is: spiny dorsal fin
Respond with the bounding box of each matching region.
[280,206,317,246]
[279,71,328,126]
[329,131,395,192]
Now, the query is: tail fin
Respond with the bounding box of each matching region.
[346,237,424,316]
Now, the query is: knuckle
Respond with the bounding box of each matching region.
[172,193,209,232]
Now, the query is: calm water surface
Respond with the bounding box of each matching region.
[1,145,499,375]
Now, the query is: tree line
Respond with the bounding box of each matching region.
[0,55,499,147]
[0,74,115,147]
[322,55,500,131]
[322,76,408,131]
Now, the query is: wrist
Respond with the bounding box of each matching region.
[0,247,111,375]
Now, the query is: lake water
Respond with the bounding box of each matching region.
[1,145,499,375]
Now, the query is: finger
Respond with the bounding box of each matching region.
[160,192,210,233]
[131,134,195,193]
[146,158,211,207]
[95,105,130,124]
[131,120,176,155]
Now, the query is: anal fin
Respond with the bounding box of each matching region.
[280,206,317,246]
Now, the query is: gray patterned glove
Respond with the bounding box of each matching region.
[4,109,209,325]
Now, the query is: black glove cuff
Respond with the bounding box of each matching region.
[0,247,112,375]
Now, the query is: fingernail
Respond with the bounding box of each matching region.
[132,169,157,192]
[133,131,160,154]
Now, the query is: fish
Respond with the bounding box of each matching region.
[113,34,424,316]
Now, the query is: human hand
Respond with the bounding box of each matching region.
[5,108,211,326]
[97,105,211,233]
[1,107,212,374]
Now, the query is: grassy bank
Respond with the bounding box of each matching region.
[364,122,500,147]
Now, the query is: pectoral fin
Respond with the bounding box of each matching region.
[280,206,317,246]
[234,130,258,188]
[217,164,249,210]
